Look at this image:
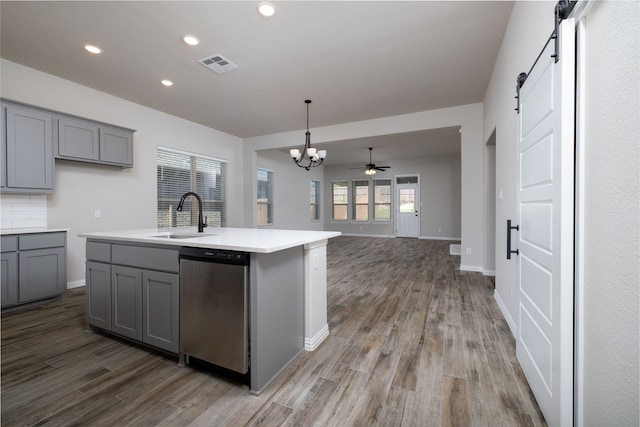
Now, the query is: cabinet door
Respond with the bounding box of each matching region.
[18,247,65,302]
[142,270,179,353]
[1,252,18,307]
[1,104,6,189]
[99,126,133,167]
[86,261,112,329]
[111,265,142,341]
[56,116,100,161]
[5,105,54,192]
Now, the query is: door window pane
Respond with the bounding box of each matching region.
[399,188,415,213]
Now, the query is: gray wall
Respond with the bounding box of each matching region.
[581,0,639,423]
[256,149,324,231]
[323,154,461,239]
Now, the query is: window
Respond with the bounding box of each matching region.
[373,179,392,221]
[332,181,348,221]
[257,168,273,226]
[157,147,226,228]
[310,180,320,221]
[352,180,369,221]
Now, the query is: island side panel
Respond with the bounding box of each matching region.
[250,246,304,395]
[304,239,330,350]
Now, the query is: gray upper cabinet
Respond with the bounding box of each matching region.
[99,126,133,167]
[2,103,54,194]
[56,116,100,161]
[56,116,133,168]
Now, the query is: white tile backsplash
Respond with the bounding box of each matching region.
[0,194,48,229]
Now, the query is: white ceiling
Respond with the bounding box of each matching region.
[0,1,512,163]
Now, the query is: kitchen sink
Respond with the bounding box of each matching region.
[149,232,215,239]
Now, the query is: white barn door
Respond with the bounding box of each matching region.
[516,19,575,427]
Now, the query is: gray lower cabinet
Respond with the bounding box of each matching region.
[1,232,67,309]
[1,252,18,307]
[2,103,55,194]
[85,241,179,353]
[56,116,134,168]
[86,261,111,329]
[18,247,66,302]
[142,270,179,353]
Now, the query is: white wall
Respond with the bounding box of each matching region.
[323,154,461,239]
[256,149,324,231]
[581,0,639,424]
[245,103,484,270]
[0,59,244,285]
[482,1,554,330]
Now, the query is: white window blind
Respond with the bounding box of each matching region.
[157,148,226,228]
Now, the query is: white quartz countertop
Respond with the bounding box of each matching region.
[78,227,341,253]
[1,227,70,235]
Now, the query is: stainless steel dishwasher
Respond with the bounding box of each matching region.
[179,247,250,375]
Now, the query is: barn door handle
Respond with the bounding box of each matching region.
[507,219,520,259]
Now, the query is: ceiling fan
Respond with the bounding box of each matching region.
[352,147,391,175]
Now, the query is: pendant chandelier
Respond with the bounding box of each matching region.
[290,100,326,170]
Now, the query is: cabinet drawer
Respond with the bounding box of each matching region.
[111,245,179,273]
[1,236,18,252]
[19,232,66,250]
[87,241,111,263]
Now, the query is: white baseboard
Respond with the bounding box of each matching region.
[483,269,496,276]
[494,290,516,337]
[420,235,461,241]
[340,233,395,239]
[305,324,330,351]
[67,280,85,289]
[459,264,483,272]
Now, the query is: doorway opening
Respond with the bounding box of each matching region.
[484,129,496,276]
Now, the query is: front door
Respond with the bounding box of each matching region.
[516,18,575,427]
[396,182,419,238]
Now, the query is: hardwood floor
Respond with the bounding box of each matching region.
[1,236,546,426]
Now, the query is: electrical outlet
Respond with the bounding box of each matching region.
[466,248,472,255]
[94,209,101,218]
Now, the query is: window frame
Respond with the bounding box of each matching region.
[351,180,370,222]
[310,180,321,222]
[331,180,349,222]
[373,178,392,222]
[156,146,227,229]
[257,168,274,227]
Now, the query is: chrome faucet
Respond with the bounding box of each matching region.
[177,192,207,232]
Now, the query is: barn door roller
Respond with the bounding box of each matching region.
[515,0,577,113]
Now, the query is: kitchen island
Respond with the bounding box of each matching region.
[79,227,340,394]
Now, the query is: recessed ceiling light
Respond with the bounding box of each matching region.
[182,35,200,46]
[161,79,173,87]
[257,1,276,17]
[84,44,102,54]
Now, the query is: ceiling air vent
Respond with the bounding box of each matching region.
[198,54,239,74]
